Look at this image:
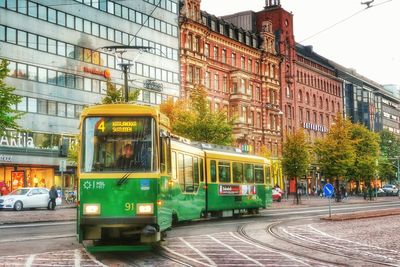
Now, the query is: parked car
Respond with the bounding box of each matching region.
[382,184,399,196]
[376,188,386,197]
[0,187,61,211]
[272,188,283,202]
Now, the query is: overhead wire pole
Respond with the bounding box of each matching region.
[100,45,151,103]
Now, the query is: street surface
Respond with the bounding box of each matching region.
[0,198,399,266]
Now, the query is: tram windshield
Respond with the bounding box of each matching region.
[82,116,157,173]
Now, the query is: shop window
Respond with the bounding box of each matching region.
[218,161,231,183]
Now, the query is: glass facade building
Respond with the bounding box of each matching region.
[0,0,180,193]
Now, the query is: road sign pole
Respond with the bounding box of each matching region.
[329,197,331,218]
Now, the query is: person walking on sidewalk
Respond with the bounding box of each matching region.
[49,186,58,210]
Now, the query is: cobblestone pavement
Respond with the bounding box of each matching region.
[275,215,400,266]
[0,249,105,267]
[163,232,334,266]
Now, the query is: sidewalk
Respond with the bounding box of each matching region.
[0,203,77,225]
[270,195,399,209]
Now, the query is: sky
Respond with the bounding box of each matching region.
[201,0,400,86]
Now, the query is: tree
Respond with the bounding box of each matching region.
[101,79,140,104]
[378,129,400,183]
[315,115,355,201]
[160,85,234,145]
[0,59,23,135]
[281,130,311,204]
[349,124,380,198]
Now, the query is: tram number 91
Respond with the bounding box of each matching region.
[125,202,135,211]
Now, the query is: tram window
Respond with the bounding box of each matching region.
[193,157,199,191]
[255,164,264,184]
[178,153,184,191]
[218,161,231,183]
[210,160,217,183]
[232,162,243,183]
[265,165,271,185]
[200,158,204,182]
[159,132,170,174]
[244,163,254,183]
[171,151,177,180]
[184,155,194,192]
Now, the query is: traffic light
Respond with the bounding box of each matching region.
[59,138,69,157]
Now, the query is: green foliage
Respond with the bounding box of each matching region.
[378,129,400,181]
[160,85,233,145]
[282,130,311,179]
[315,115,356,179]
[101,79,140,104]
[349,124,380,183]
[0,59,23,135]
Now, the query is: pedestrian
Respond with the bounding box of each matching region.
[49,186,58,210]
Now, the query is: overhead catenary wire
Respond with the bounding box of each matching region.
[299,0,393,43]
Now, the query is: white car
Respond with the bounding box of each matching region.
[0,188,61,211]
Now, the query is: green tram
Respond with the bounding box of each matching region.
[77,104,273,250]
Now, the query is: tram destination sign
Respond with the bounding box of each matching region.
[95,117,144,135]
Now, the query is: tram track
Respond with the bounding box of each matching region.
[265,220,399,267]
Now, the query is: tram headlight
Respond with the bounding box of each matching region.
[137,203,154,215]
[83,203,101,215]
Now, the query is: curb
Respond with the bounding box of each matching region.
[320,208,400,221]
[0,219,76,225]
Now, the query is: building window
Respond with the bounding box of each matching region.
[231,52,236,66]
[223,76,227,92]
[205,43,209,57]
[221,49,226,63]
[205,71,210,88]
[241,56,245,69]
[187,65,193,83]
[248,59,252,72]
[214,74,219,91]
[214,46,218,61]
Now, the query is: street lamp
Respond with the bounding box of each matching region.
[100,45,151,102]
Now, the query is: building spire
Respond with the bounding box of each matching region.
[265,0,281,8]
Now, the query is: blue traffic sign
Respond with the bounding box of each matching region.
[323,183,334,197]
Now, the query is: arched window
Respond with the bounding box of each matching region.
[319,96,323,108]
[331,100,335,112]
[306,92,310,104]
[298,90,303,102]
[325,99,329,110]
[312,94,316,107]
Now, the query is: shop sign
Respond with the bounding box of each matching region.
[0,154,12,162]
[83,66,111,79]
[303,122,328,133]
[143,79,163,91]
[0,132,34,148]
[219,184,257,196]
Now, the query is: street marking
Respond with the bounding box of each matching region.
[162,246,212,266]
[24,254,35,267]
[207,234,264,267]
[74,249,81,267]
[179,237,217,266]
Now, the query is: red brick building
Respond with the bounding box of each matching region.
[253,0,342,142]
[180,0,282,156]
